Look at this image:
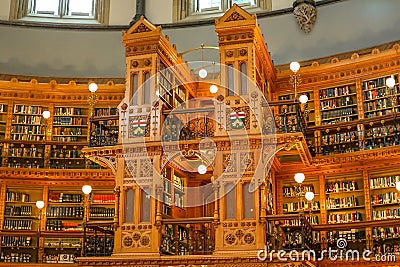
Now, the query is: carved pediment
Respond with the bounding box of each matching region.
[215,3,256,26]
[122,16,161,39]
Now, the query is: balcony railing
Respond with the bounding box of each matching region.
[160,217,215,255]
[162,108,215,142]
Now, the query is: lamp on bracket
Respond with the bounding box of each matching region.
[289,61,309,120]
[88,81,99,117]
[386,75,397,113]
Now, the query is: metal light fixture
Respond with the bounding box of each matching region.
[293,0,317,34]
[294,172,305,184]
[386,75,397,112]
[82,185,93,195]
[88,81,99,117]
[198,44,208,79]
[289,61,302,102]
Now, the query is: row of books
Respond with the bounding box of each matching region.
[372,209,400,220]
[1,236,32,247]
[53,117,87,126]
[364,98,395,112]
[319,86,353,99]
[327,212,362,224]
[11,125,42,135]
[327,229,365,241]
[11,134,43,141]
[46,206,84,218]
[94,108,118,117]
[372,226,400,239]
[3,219,33,230]
[46,220,82,232]
[53,127,84,136]
[282,201,320,213]
[4,205,32,216]
[12,115,42,124]
[91,194,115,204]
[42,254,76,264]
[282,185,314,197]
[89,207,115,218]
[364,108,397,118]
[49,193,83,203]
[9,147,43,158]
[52,136,82,142]
[13,105,43,115]
[7,161,42,168]
[0,252,32,263]
[283,216,319,226]
[89,135,118,147]
[362,78,391,90]
[54,107,84,116]
[370,176,400,189]
[325,180,359,193]
[321,131,359,146]
[365,126,395,138]
[372,244,400,256]
[5,191,30,202]
[326,196,361,209]
[321,145,360,156]
[320,97,354,110]
[321,107,355,121]
[371,192,400,206]
[50,148,82,159]
[0,104,7,113]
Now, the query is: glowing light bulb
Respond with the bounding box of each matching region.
[290,61,300,73]
[197,164,207,174]
[36,200,45,209]
[305,191,315,201]
[294,173,305,184]
[82,185,92,195]
[386,77,396,88]
[88,82,98,93]
[42,110,51,119]
[209,84,218,94]
[299,94,308,104]
[199,69,208,79]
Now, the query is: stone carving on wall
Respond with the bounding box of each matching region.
[293,0,317,33]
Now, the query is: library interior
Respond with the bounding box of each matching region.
[1,0,400,266]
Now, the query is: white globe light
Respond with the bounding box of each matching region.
[88,82,98,93]
[305,191,315,201]
[294,173,305,184]
[290,61,301,73]
[386,77,396,88]
[42,110,51,119]
[299,94,308,104]
[198,68,208,79]
[197,164,207,174]
[36,200,45,209]
[82,185,92,195]
[209,84,218,94]
[396,181,400,192]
